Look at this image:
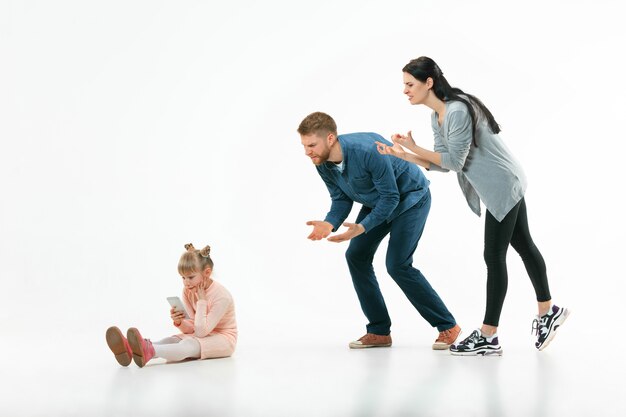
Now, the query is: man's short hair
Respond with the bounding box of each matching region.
[297,112,337,136]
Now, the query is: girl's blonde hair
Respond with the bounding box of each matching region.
[178,243,213,275]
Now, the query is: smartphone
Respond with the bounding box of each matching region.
[166,296,190,319]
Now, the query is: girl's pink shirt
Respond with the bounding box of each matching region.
[175,280,237,344]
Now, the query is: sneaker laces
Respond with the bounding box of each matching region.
[436,329,451,341]
[531,316,548,336]
[531,319,539,335]
[460,330,481,346]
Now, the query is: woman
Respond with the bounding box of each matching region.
[376,56,569,355]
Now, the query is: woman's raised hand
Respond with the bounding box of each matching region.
[376,141,408,160]
[392,131,417,149]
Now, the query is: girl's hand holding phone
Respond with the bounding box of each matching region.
[170,307,185,326]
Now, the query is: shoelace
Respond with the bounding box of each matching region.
[435,329,452,343]
[460,330,481,345]
[360,334,381,343]
[531,319,539,335]
[531,317,547,335]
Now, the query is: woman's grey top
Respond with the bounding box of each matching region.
[429,100,527,222]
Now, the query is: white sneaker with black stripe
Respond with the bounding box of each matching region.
[450,329,503,356]
[533,305,570,351]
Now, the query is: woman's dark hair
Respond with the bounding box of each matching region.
[403,56,500,146]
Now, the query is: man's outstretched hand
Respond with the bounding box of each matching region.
[306,220,334,240]
[327,222,365,243]
[307,221,365,242]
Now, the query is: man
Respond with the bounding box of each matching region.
[298,111,460,349]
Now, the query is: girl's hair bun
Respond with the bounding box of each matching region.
[199,245,211,258]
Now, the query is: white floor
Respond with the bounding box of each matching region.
[4,322,623,417]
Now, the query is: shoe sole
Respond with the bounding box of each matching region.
[349,343,392,349]
[432,329,462,350]
[126,327,147,368]
[432,344,452,350]
[106,326,132,367]
[538,308,570,351]
[450,348,503,356]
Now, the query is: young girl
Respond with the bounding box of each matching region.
[376,56,569,355]
[105,243,237,367]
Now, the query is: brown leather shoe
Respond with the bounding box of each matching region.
[349,333,392,349]
[432,324,461,350]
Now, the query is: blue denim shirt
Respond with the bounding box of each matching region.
[317,132,430,232]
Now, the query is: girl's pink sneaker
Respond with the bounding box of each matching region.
[105,326,133,367]
[126,327,155,368]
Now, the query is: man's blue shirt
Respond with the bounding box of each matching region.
[316,132,430,232]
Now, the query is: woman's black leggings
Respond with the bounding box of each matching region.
[483,197,551,326]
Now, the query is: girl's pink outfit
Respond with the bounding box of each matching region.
[174,280,237,359]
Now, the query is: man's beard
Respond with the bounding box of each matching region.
[312,149,330,165]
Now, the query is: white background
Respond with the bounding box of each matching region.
[1,1,625,416]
